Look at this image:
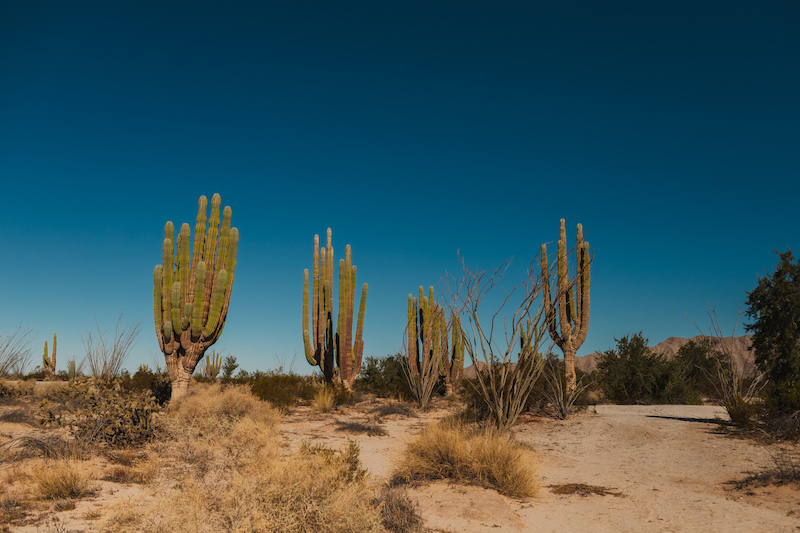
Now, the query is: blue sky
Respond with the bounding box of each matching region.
[2,1,798,374]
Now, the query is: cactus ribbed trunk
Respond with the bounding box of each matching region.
[541,219,591,393]
[154,194,238,402]
[303,228,367,390]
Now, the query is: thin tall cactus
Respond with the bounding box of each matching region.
[302,228,367,390]
[405,286,464,406]
[541,218,591,392]
[43,333,56,378]
[204,350,222,379]
[154,194,238,400]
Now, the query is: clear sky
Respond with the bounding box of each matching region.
[2,1,798,375]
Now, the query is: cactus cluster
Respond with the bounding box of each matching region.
[541,219,591,392]
[204,350,222,379]
[154,194,238,400]
[407,286,464,395]
[302,228,367,390]
[43,333,56,378]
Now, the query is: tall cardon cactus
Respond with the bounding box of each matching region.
[541,219,591,392]
[406,286,464,405]
[302,228,367,390]
[43,333,56,378]
[154,194,238,400]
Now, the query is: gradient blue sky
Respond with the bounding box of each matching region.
[2,1,798,374]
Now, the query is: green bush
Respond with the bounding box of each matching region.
[673,340,721,400]
[597,333,701,405]
[250,371,317,409]
[120,365,171,406]
[355,354,412,400]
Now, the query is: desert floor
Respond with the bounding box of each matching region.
[3,396,800,532]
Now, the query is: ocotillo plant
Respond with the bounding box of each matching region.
[43,333,56,378]
[405,286,464,406]
[302,228,367,390]
[154,194,238,400]
[204,350,222,379]
[541,219,591,392]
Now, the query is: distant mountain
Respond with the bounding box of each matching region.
[575,335,754,374]
[461,335,755,379]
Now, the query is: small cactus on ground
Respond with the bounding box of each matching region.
[302,228,368,390]
[43,334,56,378]
[541,219,592,392]
[68,360,76,381]
[204,350,222,379]
[154,194,238,400]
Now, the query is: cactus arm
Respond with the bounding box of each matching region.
[191,261,207,338]
[556,218,573,340]
[202,194,222,323]
[203,270,227,337]
[353,282,367,373]
[303,269,316,365]
[171,282,182,337]
[574,242,592,347]
[408,295,419,376]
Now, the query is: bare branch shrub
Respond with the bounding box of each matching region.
[82,315,141,381]
[541,355,590,420]
[0,324,35,378]
[399,325,442,409]
[445,255,548,432]
[690,305,767,426]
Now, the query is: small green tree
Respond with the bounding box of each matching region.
[745,248,800,410]
[221,355,239,382]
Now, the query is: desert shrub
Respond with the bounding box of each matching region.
[249,370,317,409]
[597,333,701,404]
[0,381,22,402]
[356,354,412,400]
[22,366,49,381]
[673,340,721,399]
[120,365,171,406]
[392,419,539,498]
[39,379,160,447]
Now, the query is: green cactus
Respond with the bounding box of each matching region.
[43,333,56,378]
[68,360,76,381]
[407,286,465,402]
[205,350,222,379]
[154,194,238,400]
[302,228,367,390]
[541,218,591,392]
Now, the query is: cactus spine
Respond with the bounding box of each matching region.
[407,287,465,397]
[302,228,367,390]
[541,219,591,392]
[154,194,238,400]
[43,333,56,378]
[205,350,222,379]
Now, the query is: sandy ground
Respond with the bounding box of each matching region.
[3,398,800,532]
[281,402,800,533]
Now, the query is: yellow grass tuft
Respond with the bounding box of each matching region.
[312,385,336,412]
[32,460,96,500]
[392,419,540,498]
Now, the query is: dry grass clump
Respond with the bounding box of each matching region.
[548,483,623,497]
[378,486,425,533]
[104,384,386,533]
[32,460,96,500]
[312,385,336,413]
[734,447,800,489]
[392,419,540,498]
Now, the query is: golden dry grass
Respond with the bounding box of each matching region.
[312,385,336,412]
[32,459,96,500]
[102,383,386,533]
[392,419,540,498]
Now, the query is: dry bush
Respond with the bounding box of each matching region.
[32,460,96,500]
[0,435,87,463]
[312,385,336,412]
[104,384,386,533]
[378,486,425,533]
[392,419,539,498]
[735,447,800,489]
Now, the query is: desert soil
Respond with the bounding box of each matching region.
[3,399,800,532]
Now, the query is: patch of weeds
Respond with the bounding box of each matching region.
[548,483,623,497]
[0,494,28,524]
[52,499,76,512]
[335,420,388,436]
[34,460,97,500]
[378,486,425,533]
[83,509,102,520]
[0,435,86,462]
[0,409,37,426]
[300,439,368,483]
[367,402,417,419]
